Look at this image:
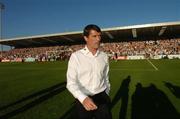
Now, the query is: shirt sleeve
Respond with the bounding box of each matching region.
[66,53,87,103]
[105,55,110,95]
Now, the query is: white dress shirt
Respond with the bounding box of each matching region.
[66,46,110,103]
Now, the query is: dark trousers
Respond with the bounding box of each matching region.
[74,91,112,119]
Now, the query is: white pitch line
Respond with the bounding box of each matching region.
[146,59,158,71]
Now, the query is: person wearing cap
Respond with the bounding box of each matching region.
[66,24,112,119]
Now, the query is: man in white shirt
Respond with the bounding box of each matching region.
[66,24,112,119]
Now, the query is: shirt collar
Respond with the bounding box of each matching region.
[81,46,100,57]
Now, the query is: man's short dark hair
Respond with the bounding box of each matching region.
[83,24,101,37]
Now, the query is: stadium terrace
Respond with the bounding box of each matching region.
[0,21,180,62]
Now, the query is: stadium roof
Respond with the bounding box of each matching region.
[0,21,180,48]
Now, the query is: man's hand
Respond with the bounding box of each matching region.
[82,97,98,111]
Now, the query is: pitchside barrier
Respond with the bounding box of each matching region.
[111,55,180,60]
[1,55,180,62]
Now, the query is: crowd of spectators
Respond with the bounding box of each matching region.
[102,38,180,58]
[0,38,179,62]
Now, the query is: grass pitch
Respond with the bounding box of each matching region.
[0,59,179,119]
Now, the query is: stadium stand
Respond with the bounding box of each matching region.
[0,22,180,62]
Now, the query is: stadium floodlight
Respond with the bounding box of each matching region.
[158,26,167,36]
[0,2,4,58]
[132,29,137,38]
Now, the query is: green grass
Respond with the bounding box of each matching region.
[0,60,179,119]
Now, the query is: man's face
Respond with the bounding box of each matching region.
[84,30,101,49]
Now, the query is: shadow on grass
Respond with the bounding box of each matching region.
[131,83,180,119]
[164,82,180,98]
[0,81,66,119]
[110,75,131,119]
[59,102,75,119]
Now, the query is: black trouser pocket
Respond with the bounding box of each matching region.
[90,91,111,107]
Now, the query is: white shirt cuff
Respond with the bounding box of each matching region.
[77,94,88,104]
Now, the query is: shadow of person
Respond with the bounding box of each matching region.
[131,83,180,119]
[59,102,75,119]
[164,82,180,98]
[0,82,67,111]
[0,82,66,119]
[110,75,131,119]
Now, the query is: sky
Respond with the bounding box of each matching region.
[0,0,180,39]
